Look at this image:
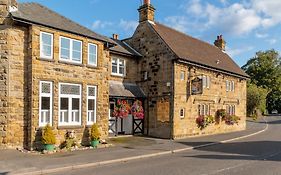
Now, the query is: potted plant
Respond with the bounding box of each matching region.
[42,124,56,151]
[90,123,101,148]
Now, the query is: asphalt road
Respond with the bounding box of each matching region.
[51,116,281,175]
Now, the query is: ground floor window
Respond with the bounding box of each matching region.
[39,81,53,127]
[59,83,81,126]
[226,105,235,115]
[87,86,97,125]
[198,104,210,116]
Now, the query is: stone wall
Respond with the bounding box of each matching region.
[126,21,178,138]
[173,62,247,138]
[109,53,139,84]
[28,26,110,149]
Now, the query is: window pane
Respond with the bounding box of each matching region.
[42,33,52,45]
[119,59,125,66]
[119,66,125,75]
[88,99,95,111]
[60,98,68,110]
[72,51,81,61]
[73,41,81,51]
[112,65,117,73]
[41,97,50,110]
[72,98,80,110]
[42,45,52,57]
[88,87,96,97]
[61,48,70,59]
[61,84,80,95]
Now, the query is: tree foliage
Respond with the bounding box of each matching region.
[247,83,268,116]
[242,50,281,113]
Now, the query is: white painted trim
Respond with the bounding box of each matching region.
[59,36,83,64]
[88,43,98,67]
[87,85,97,125]
[111,57,126,77]
[40,32,53,59]
[39,81,53,127]
[58,83,82,126]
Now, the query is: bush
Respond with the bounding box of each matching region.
[247,83,268,116]
[196,115,215,130]
[91,124,101,141]
[42,124,56,145]
[216,109,227,123]
[224,115,240,125]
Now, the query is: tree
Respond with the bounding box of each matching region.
[247,83,268,116]
[242,50,281,113]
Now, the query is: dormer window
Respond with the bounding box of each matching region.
[40,32,53,59]
[111,58,126,76]
[59,36,82,63]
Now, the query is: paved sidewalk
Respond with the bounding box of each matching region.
[0,118,266,175]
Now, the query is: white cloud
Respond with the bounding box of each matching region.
[266,38,277,45]
[119,19,138,32]
[188,0,203,15]
[92,20,113,30]
[255,32,268,38]
[226,46,254,57]
[164,16,189,33]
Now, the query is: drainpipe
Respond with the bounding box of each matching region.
[170,62,175,140]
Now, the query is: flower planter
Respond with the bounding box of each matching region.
[44,144,55,151]
[91,140,99,148]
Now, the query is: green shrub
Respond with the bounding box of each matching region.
[42,124,56,145]
[91,124,101,141]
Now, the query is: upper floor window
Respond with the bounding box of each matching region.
[226,80,235,92]
[40,32,53,59]
[87,86,97,125]
[60,37,82,63]
[59,83,82,126]
[180,71,185,80]
[202,75,210,89]
[112,58,126,76]
[39,81,53,127]
[198,104,210,116]
[88,43,97,66]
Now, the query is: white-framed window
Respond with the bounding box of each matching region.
[226,80,235,92]
[200,75,210,89]
[39,81,53,127]
[180,108,185,119]
[180,71,185,80]
[59,83,82,126]
[59,36,82,63]
[226,105,236,115]
[111,58,126,76]
[87,86,97,125]
[88,43,97,66]
[40,32,53,59]
[198,104,210,116]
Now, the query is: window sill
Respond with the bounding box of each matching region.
[57,125,84,130]
[58,60,84,67]
[111,74,125,78]
[86,64,98,69]
[38,57,55,62]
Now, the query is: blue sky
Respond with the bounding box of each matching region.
[18,0,281,67]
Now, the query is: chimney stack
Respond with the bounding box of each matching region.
[214,35,226,51]
[0,0,18,24]
[112,34,119,40]
[138,0,155,23]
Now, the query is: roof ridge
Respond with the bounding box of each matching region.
[18,2,108,41]
[154,22,223,53]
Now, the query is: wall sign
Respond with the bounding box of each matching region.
[191,77,203,95]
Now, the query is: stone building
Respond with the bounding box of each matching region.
[0,0,248,149]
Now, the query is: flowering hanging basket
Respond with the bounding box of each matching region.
[112,100,130,118]
[131,100,144,119]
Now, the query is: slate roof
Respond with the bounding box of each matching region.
[151,22,249,78]
[11,3,113,44]
[110,39,142,57]
[109,81,146,98]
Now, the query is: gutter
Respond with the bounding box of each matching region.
[175,58,250,80]
[11,16,116,48]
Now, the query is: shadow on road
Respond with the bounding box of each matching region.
[179,141,281,162]
[0,172,9,175]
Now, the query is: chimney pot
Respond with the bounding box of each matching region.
[112,34,119,40]
[144,0,150,5]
